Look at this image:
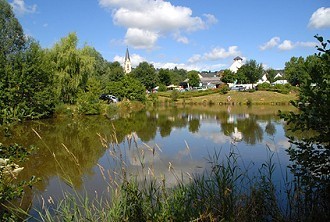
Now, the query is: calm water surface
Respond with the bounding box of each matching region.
[1,105,296,215]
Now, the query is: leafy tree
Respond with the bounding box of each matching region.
[158,68,172,86]
[220,69,235,83]
[170,67,187,85]
[284,56,310,86]
[265,68,277,83]
[106,76,146,102]
[50,33,95,104]
[187,70,200,87]
[0,0,25,59]
[131,62,157,91]
[236,60,263,86]
[108,61,124,82]
[281,36,330,213]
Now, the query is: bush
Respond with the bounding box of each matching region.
[218,84,230,94]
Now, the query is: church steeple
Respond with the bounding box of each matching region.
[124,47,131,74]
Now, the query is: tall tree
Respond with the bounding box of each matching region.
[281,35,330,200]
[236,60,263,86]
[158,68,172,86]
[50,33,95,104]
[284,56,309,86]
[130,62,157,91]
[220,69,235,83]
[187,70,200,87]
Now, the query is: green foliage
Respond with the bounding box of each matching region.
[218,84,229,94]
[0,38,56,124]
[236,60,263,85]
[187,70,200,87]
[158,68,172,86]
[170,90,179,102]
[0,143,39,221]
[131,62,158,91]
[281,35,330,216]
[77,77,102,115]
[283,55,317,86]
[220,69,236,83]
[257,82,292,94]
[106,76,146,102]
[50,33,95,104]
[265,68,277,83]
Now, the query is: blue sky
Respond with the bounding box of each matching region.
[10,0,330,71]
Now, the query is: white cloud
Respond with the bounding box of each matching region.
[259,37,280,50]
[124,28,159,49]
[203,46,241,60]
[99,0,215,49]
[10,0,37,15]
[188,54,202,64]
[278,40,294,51]
[308,7,330,28]
[278,40,318,51]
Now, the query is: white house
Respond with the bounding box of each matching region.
[229,56,243,73]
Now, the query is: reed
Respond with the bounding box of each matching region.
[30,130,329,221]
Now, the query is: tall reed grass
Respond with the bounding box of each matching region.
[22,130,330,221]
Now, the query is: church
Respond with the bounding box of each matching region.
[124,48,131,74]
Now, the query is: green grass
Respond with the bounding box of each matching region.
[155,90,298,105]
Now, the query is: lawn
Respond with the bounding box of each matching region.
[156,90,298,105]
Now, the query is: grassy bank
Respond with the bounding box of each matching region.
[155,90,298,105]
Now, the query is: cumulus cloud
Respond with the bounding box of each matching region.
[278,40,317,51]
[278,40,294,51]
[125,28,159,49]
[308,7,330,28]
[10,0,37,15]
[99,0,215,49]
[203,46,240,60]
[259,37,280,50]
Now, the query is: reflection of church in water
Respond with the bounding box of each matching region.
[227,113,249,142]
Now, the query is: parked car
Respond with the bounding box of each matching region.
[230,85,246,91]
[99,94,118,103]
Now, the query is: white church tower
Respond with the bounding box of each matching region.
[229,56,243,73]
[124,48,132,74]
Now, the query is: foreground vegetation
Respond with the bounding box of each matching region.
[4,134,324,222]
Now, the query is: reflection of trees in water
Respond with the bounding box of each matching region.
[265,121,276,136]
[0,106,296,214]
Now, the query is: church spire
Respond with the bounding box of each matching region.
[124,47,131,74]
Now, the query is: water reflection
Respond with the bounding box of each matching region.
[0,105,296,214]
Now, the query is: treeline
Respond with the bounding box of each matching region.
[220,54,322,87]
[0,0,188,124]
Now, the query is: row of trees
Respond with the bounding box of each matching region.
[0,0,190,123]
[220,54,322,87]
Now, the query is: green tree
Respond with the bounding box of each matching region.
[236,60,263,86]
[158,68,172,86]
[265,68,277,83]
[281,35,330,220]
[106,76,146,102]
[131,62,157,91]
[50,33,95,104]
[187,70,200,87]
[170,67,187,85]
[0,0,25,59]
[284,56,309,86]
[220,69,235,83]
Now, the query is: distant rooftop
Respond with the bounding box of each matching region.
[233,56,243,61]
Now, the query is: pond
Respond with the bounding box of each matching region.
[1,105,297,216]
